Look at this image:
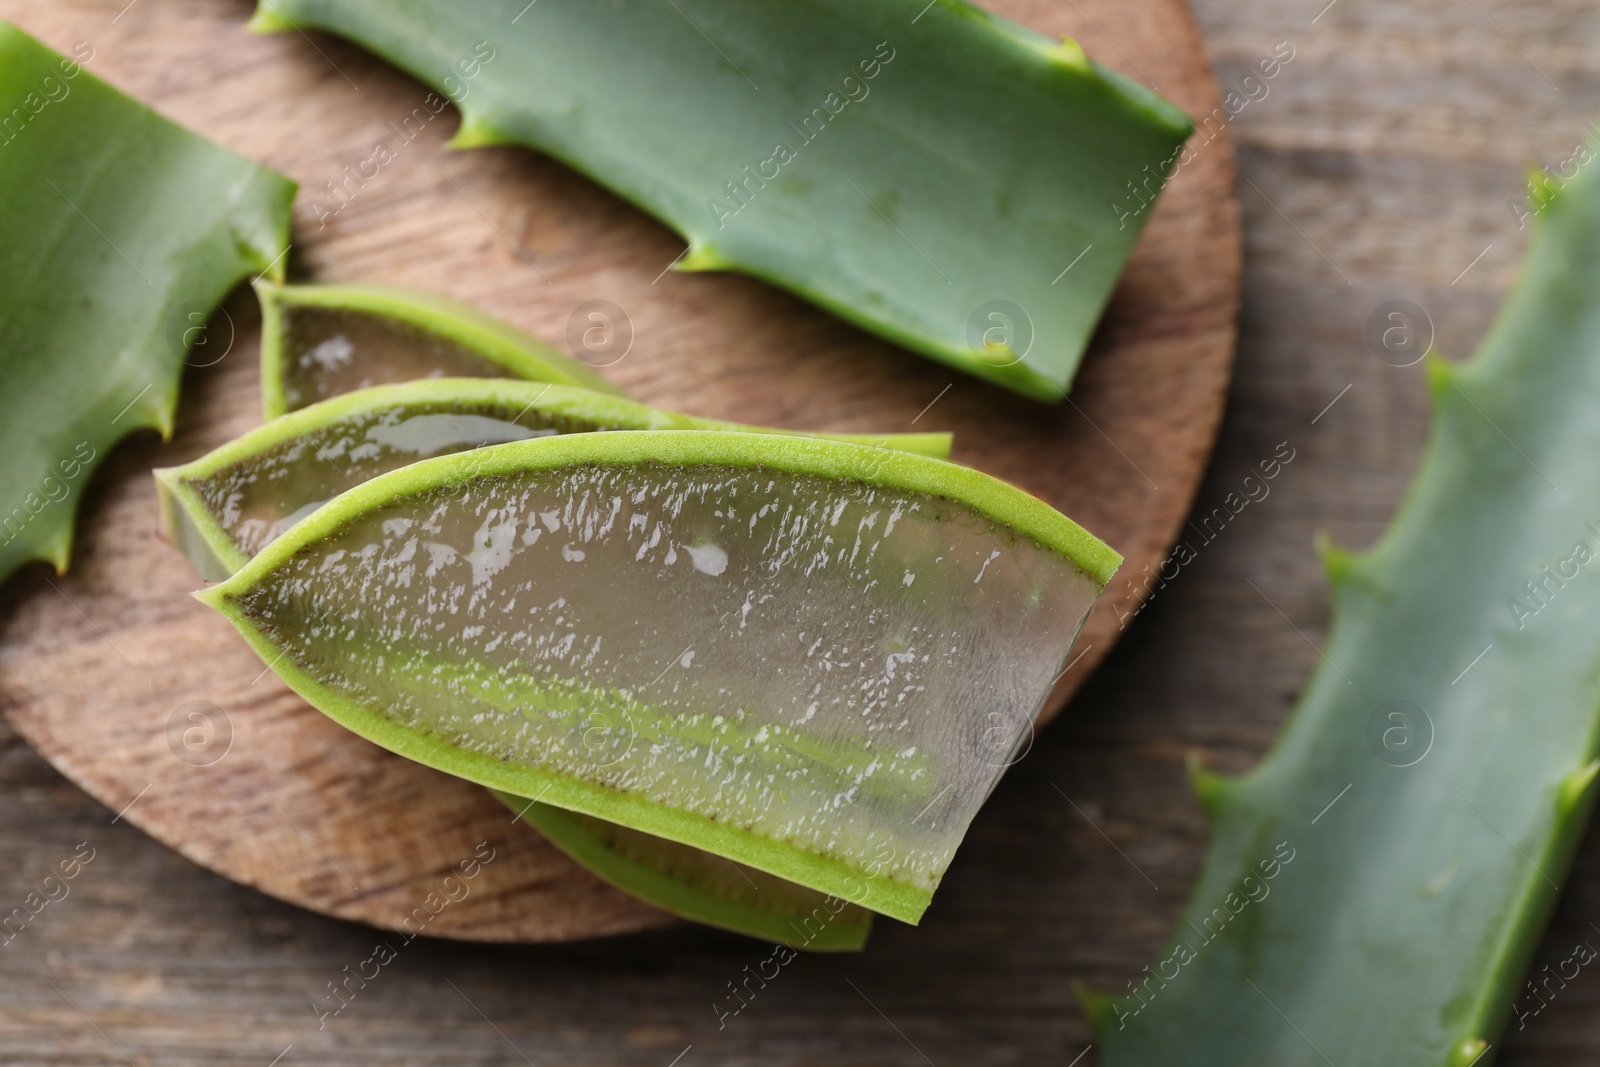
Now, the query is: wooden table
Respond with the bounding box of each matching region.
[2,0,1598,1064]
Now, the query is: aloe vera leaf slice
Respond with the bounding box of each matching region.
[0,22,294,587]
[248,0,1191,402]
[156,377,953,580]
[258,280,630,417]
[497,791,873,950]
[163,375,945,940]
[197,431,1119,922]
[1091,153,1600,1064]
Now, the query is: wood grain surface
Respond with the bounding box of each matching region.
[9,0,1600,1065]
[0,0,1240,943]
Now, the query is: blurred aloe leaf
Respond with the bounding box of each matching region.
[1092,138,1600,1066]
[0,21,294,587]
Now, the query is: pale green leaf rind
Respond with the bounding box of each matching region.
[1098,137,1600,1064]
[247,0,1192,401]
[257,280,629,418]
[155,376,954,579]
[0,21,294,586]
[197,430,1121,923]
[499,793,873,951]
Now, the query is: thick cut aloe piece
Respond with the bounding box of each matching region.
[1092,151,1600,1065]
[259,281,626,417]
[498,791,874,950]
[157,378,952,580]
[249,0,1192,402]
[198,432,1119,922]
[190,366,944,943]
[0,22,293,586]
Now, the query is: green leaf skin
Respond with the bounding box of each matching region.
[0,22,294,586]
[258,280,629,417]
[156,377,953,580]
[497,791,874,951]
[1094,145,1600,1065]
[197,431,1120,923]
[248,0,1192,402]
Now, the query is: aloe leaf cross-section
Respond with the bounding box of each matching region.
[0,21,294,587]
[258,281,628,417]
[249,0,1192,402]
[198,431,1119,922]
[156,377,952,580]
[1091,142,1600,1066]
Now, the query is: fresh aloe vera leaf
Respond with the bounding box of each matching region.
[248,0,1191,402]
[1092,150,1600,1066]
[259,281,628,417]
[156,377,952,580]
[198,431,1118,922]
[0,22,293,587]
[497,791,874,950]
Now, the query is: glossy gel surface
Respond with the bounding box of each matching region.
[278,305,509,411]
[230,460,1099,894]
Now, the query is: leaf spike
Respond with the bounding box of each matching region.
[677,242,735,273]
[1526,161,1563,218]
[1424,346,1457,402]
[1048,37,1092,74]
[447,114,514,150]
[1314,529,1363,589]
[1447,1038,1489,1067]
[151,380,180,441]
[41,515,73,576]
[1071,978,1120,1038]
[1557,759,1600,814]
[1186,750,1236,821]
[246,3,296,34]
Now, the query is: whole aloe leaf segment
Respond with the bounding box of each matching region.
[500,791,874,950]
[156,378,952,580]
[1093,149,1600,1065]
[0,22,293,587]
[198,431,1118,922]
[248,0,1192,401]
[258,281,627,417]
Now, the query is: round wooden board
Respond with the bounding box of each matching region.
[0,0,1238,942]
